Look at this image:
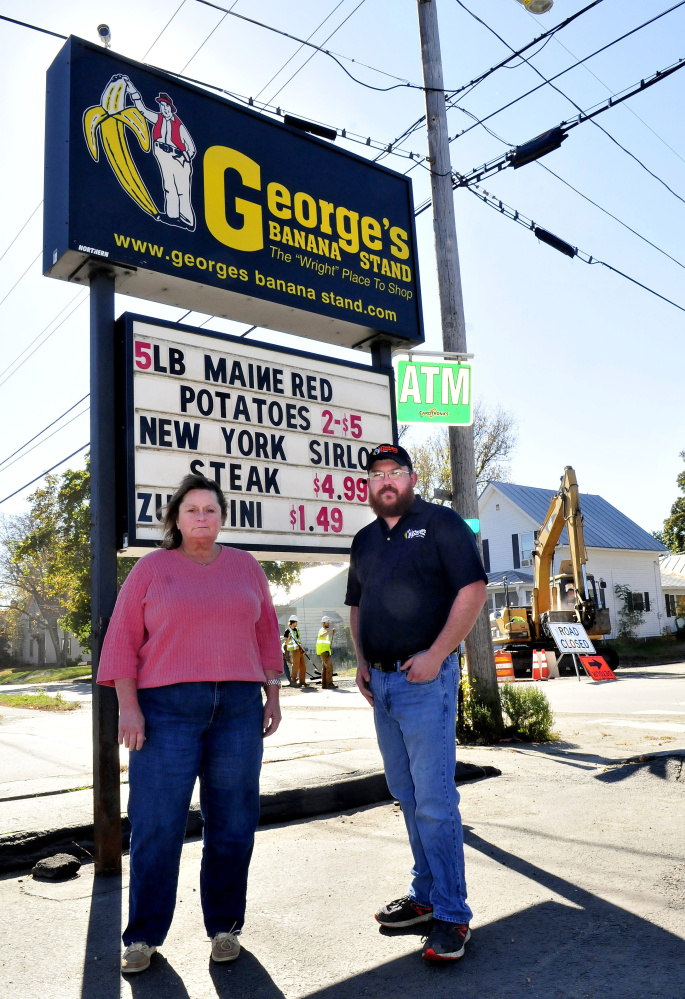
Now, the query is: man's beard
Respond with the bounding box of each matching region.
[369,486,415,519]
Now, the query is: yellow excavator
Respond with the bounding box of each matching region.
[491,466,619,671]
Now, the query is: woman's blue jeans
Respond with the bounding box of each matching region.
[123,681,263,946]
[369,655,472,925]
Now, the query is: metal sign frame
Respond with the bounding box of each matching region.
[115,313,396,559]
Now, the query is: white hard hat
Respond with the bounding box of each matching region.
[288,614,298,622]
[321,615,330,623]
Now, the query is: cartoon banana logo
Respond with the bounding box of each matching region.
[83,76,159,217]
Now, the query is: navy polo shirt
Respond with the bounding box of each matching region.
[345,496,487,663]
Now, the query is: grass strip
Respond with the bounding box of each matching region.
[0,690,79,711]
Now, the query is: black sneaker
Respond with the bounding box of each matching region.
[375,895,433,928]
[422,920,471,961]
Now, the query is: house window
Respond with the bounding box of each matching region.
[520,532,535,567]
[666,594,676,617]
[631,592,644,613]
[482,539,490,573]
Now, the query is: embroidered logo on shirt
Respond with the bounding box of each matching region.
[405,528,427,540]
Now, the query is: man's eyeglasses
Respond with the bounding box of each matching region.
[368,469,411,481]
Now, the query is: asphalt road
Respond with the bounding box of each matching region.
[2,739,684,998]
[3,664,685,801]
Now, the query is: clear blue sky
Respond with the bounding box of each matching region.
[0,0,682,533]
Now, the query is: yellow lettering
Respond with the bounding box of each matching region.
[390,225,409,260]
[269,221,281,241]
[381,258,391,276]
[307,233,318,252]
[336,207,359,253]
[361,216,383,250]
[294,192,318,228]
[319,200,334,234]
[267,182,292,219]
[282,226,293,245]
[331,243,341,261]
[204,146,263,251]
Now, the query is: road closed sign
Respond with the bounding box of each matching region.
[547,621,595,655]
[395,360,472,425]
[117,314,393,558]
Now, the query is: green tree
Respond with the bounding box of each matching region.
[401,400,518,502]
[659,450,685,553]
[613,584,645,639]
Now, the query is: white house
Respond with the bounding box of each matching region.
[660,554,685,631]
[479,481,669,639]
[5,596,85,667]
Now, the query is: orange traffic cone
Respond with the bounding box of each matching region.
[540,652,549,680]
[532,649,541,681]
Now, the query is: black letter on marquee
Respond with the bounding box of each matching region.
[137,492,153,522]
[140,416,157,445]
[169,348,185,375]
[264,468,280,494]
[205,355,227,383]
[174,421,200,450]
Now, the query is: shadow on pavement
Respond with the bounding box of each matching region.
[596,755,685,784]
[302,828,685,999]
[80,870,122,999]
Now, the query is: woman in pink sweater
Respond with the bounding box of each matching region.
[98,473,283,974]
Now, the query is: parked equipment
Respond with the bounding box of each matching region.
[490,466,619,673]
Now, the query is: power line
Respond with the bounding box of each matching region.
[142,0,187,61]
[0,203,42,268]
[163,67,425,162]
[0,292,88,389]
[255,0,348,100]
[192,0,433,92]
[536,162,685,273]
[0,445,89,507]
[265,0,367,104]
[0,404,90,475]
[449,0,685,142]
[449,0,606,101]
[179,0,241,74]
[0,14,66,39]
[0,394,90,471]
[468,186,685,316]
[537,17,685,168]
[0,251,41,311]
[454,55,685,206]
[375,0,607,164]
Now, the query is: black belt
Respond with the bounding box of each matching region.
[368,659,404,672]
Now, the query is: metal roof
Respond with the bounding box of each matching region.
[488,481,667,553]
[487,570,534,586]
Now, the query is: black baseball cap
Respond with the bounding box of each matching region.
[366,443,413,472]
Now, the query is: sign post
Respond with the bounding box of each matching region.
[89,269,122,874]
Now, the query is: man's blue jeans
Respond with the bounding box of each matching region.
[370,654,472,924]
[124,681,263,946]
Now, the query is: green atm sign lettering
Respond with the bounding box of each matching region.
[396,360,472,425]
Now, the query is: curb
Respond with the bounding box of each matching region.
[0,771,391,875]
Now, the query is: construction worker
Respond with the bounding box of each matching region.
[317,616,337,688]
[283,615,307,687]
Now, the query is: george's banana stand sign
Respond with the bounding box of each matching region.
[43,36,424,353]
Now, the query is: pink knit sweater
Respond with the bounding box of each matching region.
[97,547,283,688]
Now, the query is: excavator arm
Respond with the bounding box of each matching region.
[531,466,588,638]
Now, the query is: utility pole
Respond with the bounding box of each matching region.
[90,268,122,874]
[416,0,500,710]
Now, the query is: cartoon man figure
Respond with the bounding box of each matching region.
[121,76,196,229]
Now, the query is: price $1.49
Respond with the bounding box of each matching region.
[290,504,343,533]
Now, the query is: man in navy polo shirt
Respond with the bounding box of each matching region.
[345,443,487,962]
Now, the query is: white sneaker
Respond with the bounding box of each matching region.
[121,942,156,973]
[211,931,240,963]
